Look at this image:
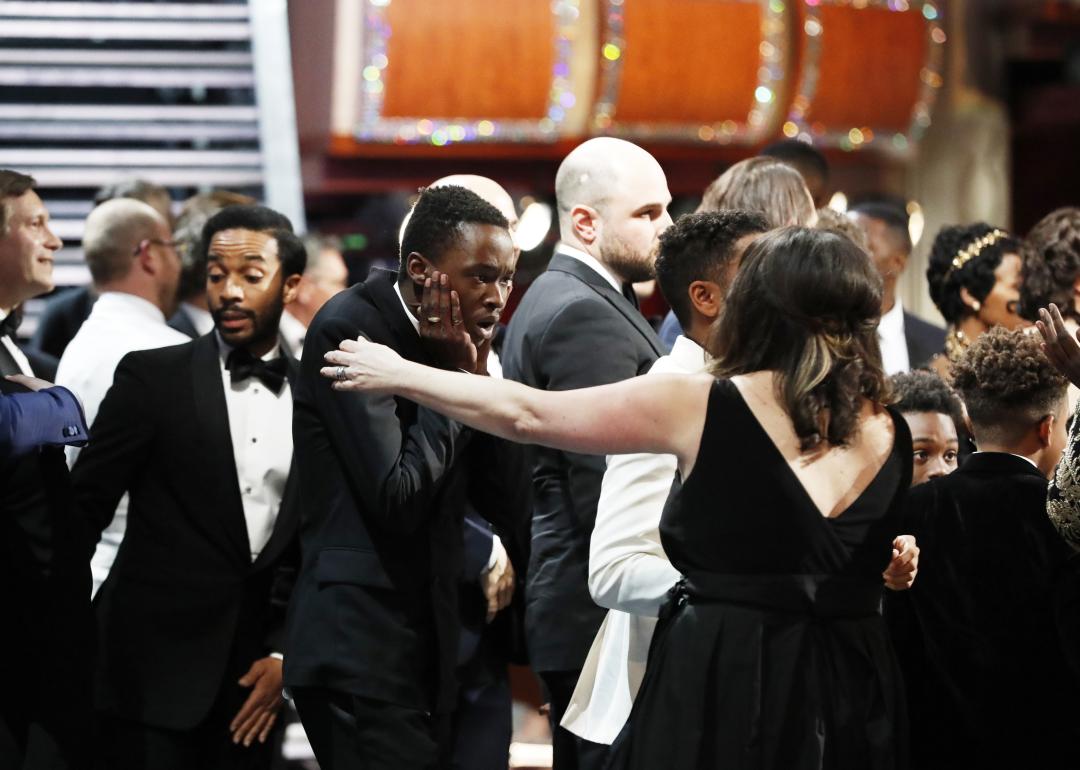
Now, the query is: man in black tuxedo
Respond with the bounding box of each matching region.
[72,205,306,769]
[500,137,671,769]
[850,201,945,372]
[284,185,523,769]
[887,327,1080,768]
[1,376,90,770]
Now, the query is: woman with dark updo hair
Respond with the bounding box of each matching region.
[925,222,1026,375]
[322,227,917,769]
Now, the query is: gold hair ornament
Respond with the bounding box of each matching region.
[946,229,1008,278]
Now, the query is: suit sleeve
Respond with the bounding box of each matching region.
[0,387,88,458]
[533,297,651,532]
[589,449,682,616]
[70,353,156,553]
[462,509,495,580]
[309,315,470,536]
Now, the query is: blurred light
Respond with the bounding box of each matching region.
[804,19,823,36]
[515,202,553,252]
[372,53,389,69]
[892,133,909,151]
[931,27,947,44]
[602,43,622,61]
[754,86,774,103]
[907,201,925,246]
[362,66,381,82]
[922,3,938,20]
[828,192,848,213]
[782,121,799,137]
[848,128,865,145]
[721,119,738,134]
[697,125,715,141]
[476,120,495,137]
[416,119,434,136]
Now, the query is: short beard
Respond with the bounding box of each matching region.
[599,232,655,284]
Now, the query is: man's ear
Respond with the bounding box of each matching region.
[134,241,154,275]
[405,252,430,287]
[688,280,723,320]
[281,272,302,306]
[570,205,600,246]
[1038,413,1055,449]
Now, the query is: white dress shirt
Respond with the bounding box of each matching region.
[279,309,307,359]
[557,243,622,293]
[877,299,910,376]
[0,306,33,375]
[57,292,190,595]
[217,335,293,561]
[562,334,706,744]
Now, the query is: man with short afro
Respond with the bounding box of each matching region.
[887,326,1080,768]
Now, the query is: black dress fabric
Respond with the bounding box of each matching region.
[609,379,912,770]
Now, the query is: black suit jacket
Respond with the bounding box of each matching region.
[0,378,92,759]
[903,311,945,370]
[500,252,664,672]
[71,334,300,730]
[30,285,97,359]
[887,453,1080,767]
[283,269,525,714]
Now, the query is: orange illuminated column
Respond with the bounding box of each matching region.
[591,0,793,145]
[785,0,945,153]
[354,0,582,145]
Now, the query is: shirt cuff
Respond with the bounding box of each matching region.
[269,652,284,661]
[483,534,504,575]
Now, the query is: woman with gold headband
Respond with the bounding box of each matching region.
[925,222,1027,377]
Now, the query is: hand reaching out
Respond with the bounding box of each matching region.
[1037,304,1080,388]
[481,541,515,623]
[883,535,919,591]
[323,337,407,394]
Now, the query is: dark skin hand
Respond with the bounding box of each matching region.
[418,270,492,375]
[230,656,283,747]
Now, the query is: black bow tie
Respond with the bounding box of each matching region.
[225,349,288,395]
[0,310,21,339]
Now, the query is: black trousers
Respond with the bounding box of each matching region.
[92,657,279,770]
[292,687,451,770]
[540,670,609,770]
[451,674,512,770]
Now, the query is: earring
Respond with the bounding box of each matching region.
[972,301,981,312]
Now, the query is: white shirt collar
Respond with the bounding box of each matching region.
[0,307,8,321]
[877,297,910,376]
[94,291,168,324]
[392,281,421,337]
[973,450,1039,470]
[182,302,215,337]
[279,309,307,355]
[557,243,623,293]
[670,334,709,370]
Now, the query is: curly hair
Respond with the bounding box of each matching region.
[711,226,888,451]
[890,370,965,429]
[814,207,869,252]
[197,204,306,279]
[697,157,815,229]
[950,325,1066,443]
[926,222,1020,324]
[655,210,769,328]
[1019,207,1080,322]
[399,185,509,276]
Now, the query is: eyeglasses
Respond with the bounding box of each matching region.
[133,238,178,255]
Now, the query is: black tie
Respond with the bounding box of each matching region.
[225,349,288,395]
[0,310,20,339]
[622,282,640,311]
[0,311,23,376]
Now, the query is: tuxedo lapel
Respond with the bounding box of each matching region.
[190,334,250,561]
[547,253,664,357]
[365,269,431,365]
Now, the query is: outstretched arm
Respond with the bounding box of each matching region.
[323,337,714,473]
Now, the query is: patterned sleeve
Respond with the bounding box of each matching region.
[1048,400,1080,549]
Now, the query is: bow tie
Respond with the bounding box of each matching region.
[0,310,21,339]
[225,349,288,395]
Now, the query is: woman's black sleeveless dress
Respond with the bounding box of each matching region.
[608,379,912,770]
